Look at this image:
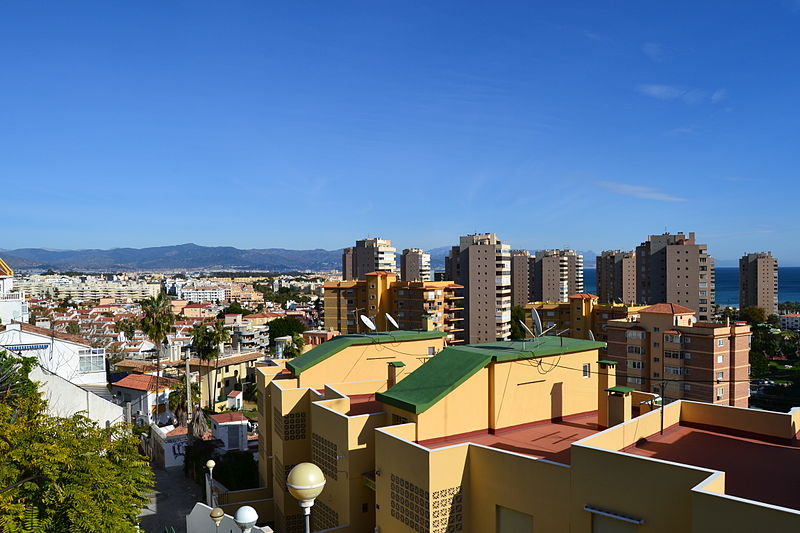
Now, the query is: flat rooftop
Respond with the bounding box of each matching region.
[418,412,601,465]
[346,393,384,416]
[625,423,800,510]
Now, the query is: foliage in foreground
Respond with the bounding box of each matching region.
[0,351,153,533]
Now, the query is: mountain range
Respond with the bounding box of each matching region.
[0,244,739,272]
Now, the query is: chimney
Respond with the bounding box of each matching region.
[597,360,617,428]
[387,361,405,389]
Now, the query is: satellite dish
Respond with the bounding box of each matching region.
[518,320,535,338]
[531,308,543,336]
[588,330,595,341]
[386,313,400,330]
[360,315,377,332]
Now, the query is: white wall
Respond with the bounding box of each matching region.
[212,421,247,451]
[30,366,124,427]
[0,324,106,385]
[150,424,188,469]
[0,299,28,326]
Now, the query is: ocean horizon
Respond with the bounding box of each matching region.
[582,267,800,309]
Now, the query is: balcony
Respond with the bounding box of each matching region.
[0,292,24,301]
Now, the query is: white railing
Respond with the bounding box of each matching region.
[0,292,24,301]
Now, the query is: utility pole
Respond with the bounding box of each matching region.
[660,379,667,435]
[185,351,192,426]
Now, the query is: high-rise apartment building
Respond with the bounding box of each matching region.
[445,233,512,343]
[510,250,534,307]
[635,232,715,321]
[400,248,432,281]
[739,252,778,316]
[596,250,637,304]
[341,238,396,280]
[531,249,584,303]
[606,304,751,407]
[323,272,463,343]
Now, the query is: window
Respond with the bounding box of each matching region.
[664,334,681,343]
[628,360,644,369]
[717,339,725,347]
[370,305,376,310]
[716,355,724,364]
[716,387,724,401]
[653,327,660,332]
[666,366,688,376]
[716,371,724,380]
[627,345,644,355]
[582,363,590,378]
[684,383,692,392]
[79,354,104,372]
[427,347,436,356]
[626,330,645,340]
[627,376,643,385]
[653,342,660,347]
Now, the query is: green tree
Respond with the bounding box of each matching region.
[767,314,781,328]
[168,380,201,427]
[113,318,138,341]
[217,302,254,319]
[739,306,766,326]
[140,292,176,413]
[0,351,153,533]
[267,317,306,346]
[510,306,527,340]
[749,350,770,379]
[282,333,306,358]
[191,321,231,410]
[65,322,81,335]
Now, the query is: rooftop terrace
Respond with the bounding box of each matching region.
[419,412,601,465]
[625,422,800,511]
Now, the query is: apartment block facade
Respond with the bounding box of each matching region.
[635,232,715,321]
[740,252,778,316]
[341,238,397,281]
[531,249,584,303]
[596,250,637,304]
[323,272,463,343]
[605,303,751,406]
[400,248,432,282]
[510,250,534,308]
[445,233,511,343]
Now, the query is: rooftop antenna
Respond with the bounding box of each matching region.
[360,315,377,334]
[531,308,543,336]
[540,324,557,336]
[518,320,534,350]
[385,313,399,331]
[588,329,596,341]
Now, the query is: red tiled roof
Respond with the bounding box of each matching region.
[167,426,188,437]
[112,373,180,392]
[6,322,90,346]
[227,390,242,398]
[210,412,248,424]
[639,303,695,315]
[569,293,599,300]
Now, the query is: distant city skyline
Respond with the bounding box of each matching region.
[2,2,799,263]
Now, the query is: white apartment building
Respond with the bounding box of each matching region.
[780,314,800,331]
[14,275,159,301]
[0,258,28,325]
[176,285,227,302]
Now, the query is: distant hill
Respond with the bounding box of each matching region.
[0,244,344,272]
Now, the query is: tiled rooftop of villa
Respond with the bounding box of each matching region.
[624,423,800,511]
[418,412,601,465]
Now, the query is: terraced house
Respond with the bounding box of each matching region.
[219,321,800,533]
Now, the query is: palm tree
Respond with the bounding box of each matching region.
[188,406,209,443]
[140,292,175,420]
[209,320,231,411]
[191,320,231,412]
[168,379,200,427]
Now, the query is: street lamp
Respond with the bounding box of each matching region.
[287,463,326,533]
[206,459,216,506]
[209,507,224,528]
[234,505,259,533]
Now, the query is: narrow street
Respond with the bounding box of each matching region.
[139,467,202,533]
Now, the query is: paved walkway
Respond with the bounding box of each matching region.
[139,467,202,533]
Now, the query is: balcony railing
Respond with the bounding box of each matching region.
[0,292,24,301]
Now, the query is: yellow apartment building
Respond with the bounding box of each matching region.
[167,350,263,410]
[224,328,800,533]
[324,271,463,342]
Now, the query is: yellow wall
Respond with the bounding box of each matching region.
[416,368,489,441]
[296,337,445,390]
[680,401,797,440]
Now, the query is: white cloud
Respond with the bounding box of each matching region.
[711,88,727,103]
[637,84,687,101]
[597,181,687,202]
[637,84,727,105]
[642,42,666,62]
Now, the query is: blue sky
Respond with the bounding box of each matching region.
[1,1,799,263]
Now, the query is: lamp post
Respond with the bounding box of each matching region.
[234,505,259,533]
[206,459,216,506]
[209,507,224,529]
[287,463,326,533]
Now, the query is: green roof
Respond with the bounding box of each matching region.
[388,361,406,367]
[597,360,617,366]
[377,336,606,414]
[286,330,446,375]
[605,386,636,394]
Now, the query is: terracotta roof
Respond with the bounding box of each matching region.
[569,293,599,300]
[663,329,681,335]
[185,351,262,368]
[210,412,248,424]
[115,360,158,372]
[166,426,188,437]
[112,373,180,392]
[184,303,212,309]
[227,390,242,398]
[639,303,695,315]
[5,322,91,347]
[244,312,283,319]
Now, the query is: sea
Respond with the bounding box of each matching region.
[583,267,800,308]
